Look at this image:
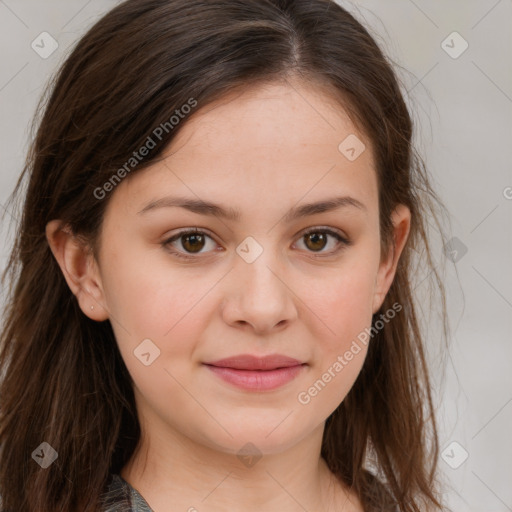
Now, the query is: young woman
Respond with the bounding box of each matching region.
[0,0,451,510]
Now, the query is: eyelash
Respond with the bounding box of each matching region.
[161,227,351,260]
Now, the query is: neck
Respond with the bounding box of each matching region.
[120,420,357,512]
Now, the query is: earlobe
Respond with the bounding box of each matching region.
[45,220,109,321]
[372,204,411,314]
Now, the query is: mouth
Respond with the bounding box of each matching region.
[202,354,307,391]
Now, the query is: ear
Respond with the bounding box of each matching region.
[45,220,109,321]
[372,204,411,314]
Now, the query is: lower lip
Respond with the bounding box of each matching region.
[204,364,306,391]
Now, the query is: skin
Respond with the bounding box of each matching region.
[46,78,410,512]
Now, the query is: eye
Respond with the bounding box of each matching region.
[162,228,218,259]
[161,226,351,260]
[294,227,351,256]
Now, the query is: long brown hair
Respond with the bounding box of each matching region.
[0,0,452,510]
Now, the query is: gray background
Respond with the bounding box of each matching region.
[1,1,511,510]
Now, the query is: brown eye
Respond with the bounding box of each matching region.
[181,233,206,253]
[162,229,217,259]
[304,232,328,252]
[162,227,351,261]
[295,228,351,256]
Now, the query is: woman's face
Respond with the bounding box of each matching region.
[89,80,410,456]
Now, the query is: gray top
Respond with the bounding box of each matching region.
[100,474,154,512]
[100,472,399,511]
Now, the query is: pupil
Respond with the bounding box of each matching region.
[183,234,204,253]
[306,233,326,251]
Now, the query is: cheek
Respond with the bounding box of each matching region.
[102,249,222,403]
[300,264,375,345]
[295,266,374,406]
[101,244,214,340]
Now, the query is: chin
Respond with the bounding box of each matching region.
[198,421,308,458]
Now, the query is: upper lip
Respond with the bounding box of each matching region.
[203,354,305,371]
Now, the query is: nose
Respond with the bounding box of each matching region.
[220,246,298,335]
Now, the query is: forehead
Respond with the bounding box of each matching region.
[112,79,378,219]
[170,79,367,160]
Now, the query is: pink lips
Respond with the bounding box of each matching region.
[203,354,307,391]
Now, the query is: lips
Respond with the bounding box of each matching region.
[203,354,305,371]
[202,354,307,391]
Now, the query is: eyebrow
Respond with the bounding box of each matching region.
[137,195,367,222]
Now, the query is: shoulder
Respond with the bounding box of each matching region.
[359,469,398,512]
[98,474,133,512]
[332,469,397,512]
[99,473,154,512]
